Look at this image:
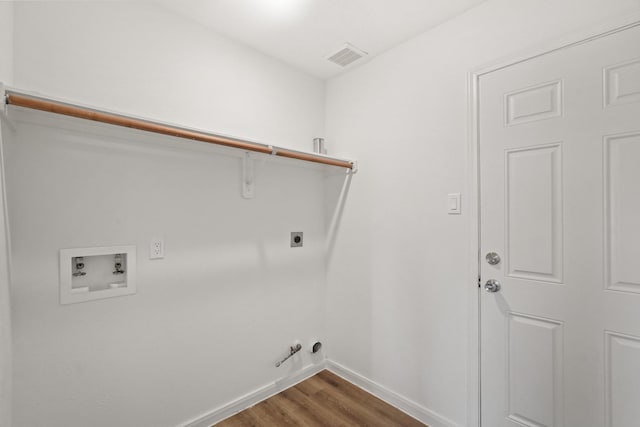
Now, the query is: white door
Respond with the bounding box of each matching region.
[480,25,640,427]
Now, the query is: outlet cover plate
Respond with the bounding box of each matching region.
[150,238,164,259]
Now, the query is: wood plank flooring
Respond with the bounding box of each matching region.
[214,370,428,427]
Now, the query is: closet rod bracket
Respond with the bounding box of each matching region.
[1,83,8,118]
[242,151,255,199]
[0,84,16,131]
[349,161,358,174]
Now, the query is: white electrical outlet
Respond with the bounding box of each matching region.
[150,238,164,259]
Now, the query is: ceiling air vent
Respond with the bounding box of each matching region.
[326,43,368,67]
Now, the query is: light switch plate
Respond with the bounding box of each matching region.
[448,193,461,214]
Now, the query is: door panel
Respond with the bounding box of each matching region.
[507,312,564,427]
[604,132,640,293]
[605,331,640,427]
[480,24,640,427]
[505,80,563,126]
[604,58,640,107]
[505,143,563,282]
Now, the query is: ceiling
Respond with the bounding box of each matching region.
[153,0,487,79]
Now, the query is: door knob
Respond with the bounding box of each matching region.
[484,279,501,293]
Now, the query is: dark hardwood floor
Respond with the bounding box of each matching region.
[214,370,428,427]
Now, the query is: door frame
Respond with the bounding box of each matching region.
[466,15,640,427]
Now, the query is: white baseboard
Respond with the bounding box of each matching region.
[326,360,463,427]
[183,361,327,427]
[182,359,462,427]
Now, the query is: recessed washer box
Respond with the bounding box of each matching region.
[59,245,136,305]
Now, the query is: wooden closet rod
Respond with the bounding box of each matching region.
[4,90,355,170]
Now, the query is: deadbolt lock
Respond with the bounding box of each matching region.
[485,252,501,265]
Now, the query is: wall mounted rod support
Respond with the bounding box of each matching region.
[242,152,255,199]
[4,89,356,170]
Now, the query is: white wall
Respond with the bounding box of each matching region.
[0,123,13,427]
[0,3,14,425]
[7,2,332,426]
[325,1,640,426]
[9,1,640,426]
[0,1,13,85]
[13,1,323,151]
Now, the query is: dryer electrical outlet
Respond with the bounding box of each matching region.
[290,232,303,247]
